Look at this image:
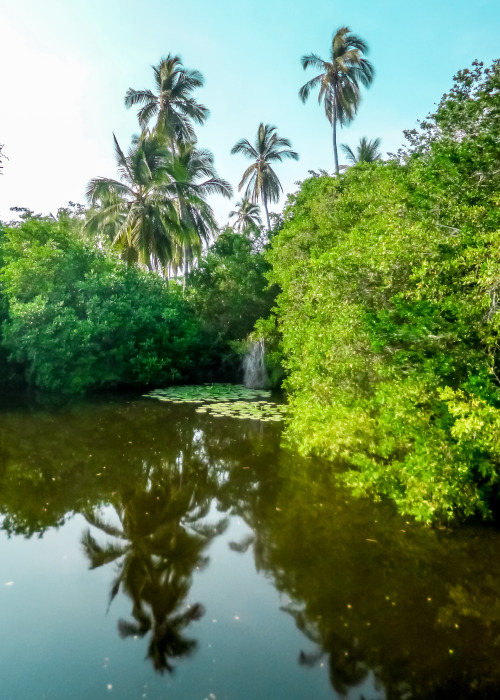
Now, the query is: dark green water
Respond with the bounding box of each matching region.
[1,394,500,699]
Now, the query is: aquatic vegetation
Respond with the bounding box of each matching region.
[144,383,287,421]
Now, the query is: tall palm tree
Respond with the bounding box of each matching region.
[125,55,209,145]
[340,137,382,166]
[299,27,374,174]
[231,123,299,231]
[86,132,184,270]
[229,198,262,234]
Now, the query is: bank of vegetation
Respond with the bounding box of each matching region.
[1,27,499,522]
[271,60,500,521]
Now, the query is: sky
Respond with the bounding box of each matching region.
[0,0,499,226]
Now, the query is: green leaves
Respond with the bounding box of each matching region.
[0,217,204,394]
[269,60,500,522]
[125,54,209,143]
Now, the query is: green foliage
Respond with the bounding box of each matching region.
[125,54,209,144]
[188,227,278,378]
[1,217,203,394]
[270,60,500,522]
[340,136,382,166]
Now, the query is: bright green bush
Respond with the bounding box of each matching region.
[269,60,500,522]
[1,217,203,394]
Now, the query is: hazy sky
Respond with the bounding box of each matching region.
[0,0,499,225]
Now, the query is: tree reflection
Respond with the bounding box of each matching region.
[229,450,500,699]
[82,457,227,673]
[7,394,500,695]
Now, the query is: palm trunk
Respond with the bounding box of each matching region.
[183,248,188,293]
[263,191,271,232]
[332,90,339,174]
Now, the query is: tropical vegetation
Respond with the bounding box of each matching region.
[270,59,500,522]
[124,54,209,144]
[229,198,262,234]
[299,26,374,172]
[231,123,298,230]
[340,136,381,165]
[1,40,500,527]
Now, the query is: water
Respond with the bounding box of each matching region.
[243,339,268,388]
[1,394,500,699]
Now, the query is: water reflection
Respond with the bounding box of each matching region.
[82,457,227,672]
[2,395,500,698]
[241,454,500,699]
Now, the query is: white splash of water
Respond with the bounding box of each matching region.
[243,339,268,388]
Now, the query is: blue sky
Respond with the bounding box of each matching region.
[0,0,499,225]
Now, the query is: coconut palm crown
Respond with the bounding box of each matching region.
[85,132,183,270]
[166,141,233,276]
[299,27,374,173]
[229,198,262,234]
[340,136,382,166]
[125,55,209,144]
[86,131,232,274]
[231,123,299,231]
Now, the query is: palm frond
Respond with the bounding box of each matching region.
[231,138,257,158]
[298,73,324,103]
[81,530,127,569]
[300,53,326,71]
[238,162,257,192]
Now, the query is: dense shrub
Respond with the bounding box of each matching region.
[1,217,203,394]
[188,227,278,379]
[269,60,500,522]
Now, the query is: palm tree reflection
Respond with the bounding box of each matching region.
[82,459,227,673]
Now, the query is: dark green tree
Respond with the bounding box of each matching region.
[231,123,298,231]
[1,216,202,394]
[229,198,262,234]
[125,55,209,145]
[165,141,232,278]
[340,136,381,165]
[86,132,183,269]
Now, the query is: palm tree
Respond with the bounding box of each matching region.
[299,27,374,174]
[124,55,209,145]
[340,137,382,166]
[229,198,262,234]
[166,141,233,278]
[231,123,299,231]
[85,132,184,270]
[86,133,231,274]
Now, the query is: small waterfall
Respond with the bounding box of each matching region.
[243,339,268,388]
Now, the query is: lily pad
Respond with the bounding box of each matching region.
[144,384,286,423]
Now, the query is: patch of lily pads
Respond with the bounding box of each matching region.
[143,383,287,422]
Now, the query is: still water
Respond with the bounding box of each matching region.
[1,394,500,699]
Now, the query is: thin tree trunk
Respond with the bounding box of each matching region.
[183,247,188,292]
[332,90,339,174]
[263,191,271,232]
